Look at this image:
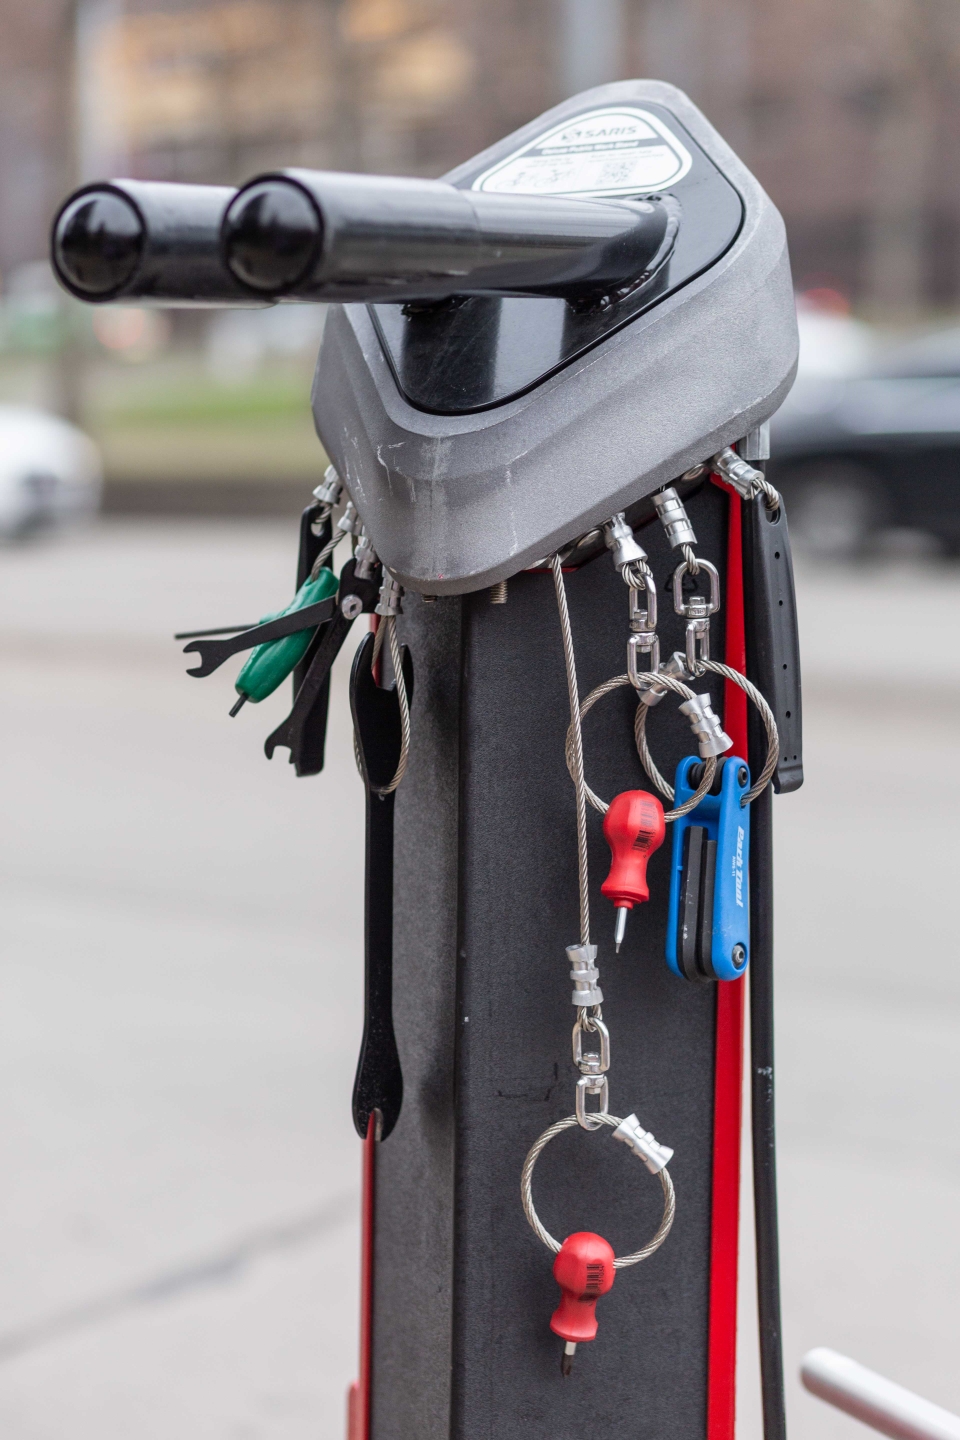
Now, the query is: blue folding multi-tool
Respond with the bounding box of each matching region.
[666,755,750,982]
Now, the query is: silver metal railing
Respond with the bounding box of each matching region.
[801,1348,960,1440]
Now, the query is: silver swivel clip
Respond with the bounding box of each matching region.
[627,582,660,685]
[573,1012,610,1130]
[671,556,720,675]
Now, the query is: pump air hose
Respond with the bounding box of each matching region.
[749,782,786,1440]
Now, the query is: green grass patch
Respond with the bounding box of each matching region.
[94,374,313,426]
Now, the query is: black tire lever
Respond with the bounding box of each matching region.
[264,610,355,770]
[349,630,413,1142]
[179,599,336,677]
[264,558,382,776]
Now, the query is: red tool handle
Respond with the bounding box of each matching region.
[601,789,666,909]
[550,1231,616,1343]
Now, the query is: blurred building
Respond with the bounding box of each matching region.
[4,0,960,315]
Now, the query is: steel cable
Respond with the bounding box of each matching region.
[521,1112,675,1268]
[564,673,717,820]
[551,554,590,947]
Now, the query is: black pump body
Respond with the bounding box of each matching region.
[48,77,798,1440]
[312,81,797,593]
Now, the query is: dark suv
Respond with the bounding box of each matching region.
[769,327,960,557]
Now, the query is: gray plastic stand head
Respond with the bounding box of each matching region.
[312,80,798,596]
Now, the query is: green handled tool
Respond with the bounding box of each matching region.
[232,566,339,713]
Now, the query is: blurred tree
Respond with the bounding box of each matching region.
[10,0,960,322]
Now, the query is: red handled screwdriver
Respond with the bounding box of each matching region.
[601,790,666,952]
[550,1231,616,1376]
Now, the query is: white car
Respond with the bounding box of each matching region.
[0,406,102,539]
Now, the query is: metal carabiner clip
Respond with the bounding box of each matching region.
[684,617,711,674]
[672,558,720,675]
[628,631,661,688]
[627,584,660,686]
[628,578,658,632]
[573,1013,611,1130]
[576,1072,610,1130]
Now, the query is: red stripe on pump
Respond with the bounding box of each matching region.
[706,480,748,1440]
[348,1111,377,1440]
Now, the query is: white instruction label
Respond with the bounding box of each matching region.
[472,107,692,198]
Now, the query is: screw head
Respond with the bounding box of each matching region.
[341,593,363,620]
[732,944,747,969]
[738,766,748,786]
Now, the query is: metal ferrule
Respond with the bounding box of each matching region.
[337,500,362,537]
[353,529,379,581]
[639,650,691,708]
[567,942,602,1007]
[713,445,764,500]
[612,1113,674,1174]
[313,465,342,508]
[679,693,733,758]
[652,486,697,549]
[375,574,404,618]
[603,512,648,572]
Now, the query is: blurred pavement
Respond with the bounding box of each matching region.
[1,520,959,1438]
[739,553,960,1438]
[0,519,366,1440]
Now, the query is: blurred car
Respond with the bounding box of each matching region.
[0,406,102,540]
[770,323,960,557]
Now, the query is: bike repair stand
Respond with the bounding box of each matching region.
[51,78,801,1440]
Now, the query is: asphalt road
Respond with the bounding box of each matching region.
[1,518,958,1439]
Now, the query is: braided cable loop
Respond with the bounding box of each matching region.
[520,1113,676,1268]
[633,661,779,806]
[622,558,655,591]
[697,659,779,803]
[632,703,712,813]
[711,458,781,515]
[359,616,411,798]
[564,674,716,820]
[309,524,342,579]
[757,476,782,514]
[680,542,700,576]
